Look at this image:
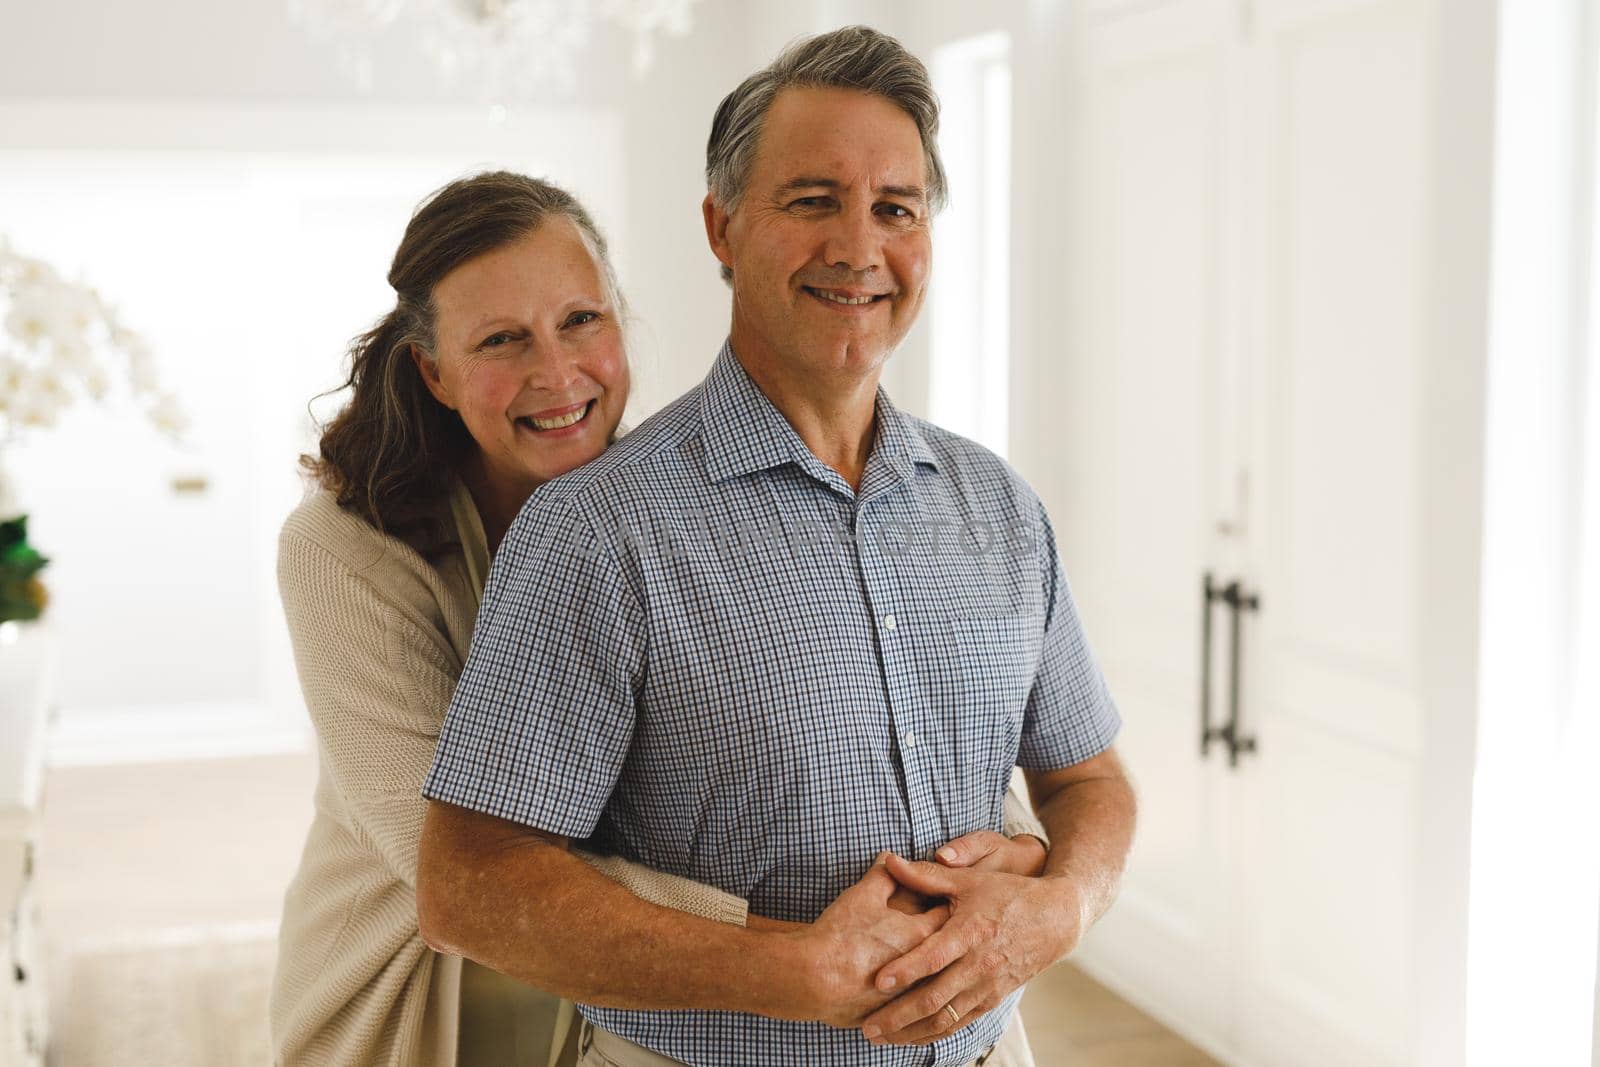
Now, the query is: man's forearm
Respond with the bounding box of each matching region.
[1030,758,1138,938]
[416,802,810,1016]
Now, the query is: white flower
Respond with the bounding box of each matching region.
[0,359,23,426]
[39,368,71,404]
[63,285,98,334]
[15,256,59,290]
[125,339,159,393]
[4,291,51,348]
[0,234,189,446]
[6,368,66,430]
[81,363,111,401]
[148,391,189,439]
[5,280,75,351]
[50,333,98,377]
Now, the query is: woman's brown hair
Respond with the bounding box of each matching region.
[301,170,621,536]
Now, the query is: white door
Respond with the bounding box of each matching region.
[1065,1,1434,1063]
[1231,1,1431,1063]
[1063,2,1245,1057]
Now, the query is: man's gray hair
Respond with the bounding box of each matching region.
[705,25,947,282]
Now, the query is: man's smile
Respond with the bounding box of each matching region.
[801,285,892,310]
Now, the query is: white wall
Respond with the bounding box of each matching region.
[0,0,928,749]
[0,0,1104,739]
[0,0,629,107]
[0,0,639,749]
[0,106,627,748]
[614,2,753,412]
[1468,0,1600,1059]
[612,0,904,412]
[883,0,1080,506]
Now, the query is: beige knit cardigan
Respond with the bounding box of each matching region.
[268,476,1046,1067]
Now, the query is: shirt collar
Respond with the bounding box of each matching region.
[699,339,939,488]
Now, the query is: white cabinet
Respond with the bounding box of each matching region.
[0,622,57,1067]
[1,829,44,1067]
[1060,1,1467,1064]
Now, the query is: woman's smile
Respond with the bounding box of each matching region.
[515,398,597,437]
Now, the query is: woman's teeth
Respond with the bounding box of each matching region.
[521,401,591,431]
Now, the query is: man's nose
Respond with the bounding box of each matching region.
[822,205,883,273]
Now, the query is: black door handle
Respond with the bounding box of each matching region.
[1200,573,1218,758]
[1201,573,1260,767]
[1222,580,1259,767]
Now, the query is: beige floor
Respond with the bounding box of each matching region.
[1019,964,1221,1067]
[34,751,319,1067]
[33,751,1218,1066]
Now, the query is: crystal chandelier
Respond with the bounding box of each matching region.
[290,0,699,103]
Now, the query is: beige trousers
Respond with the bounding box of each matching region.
[574,1013,1036,1067]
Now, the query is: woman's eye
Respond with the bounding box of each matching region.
[564,311,600,328]
[479,331,515,349]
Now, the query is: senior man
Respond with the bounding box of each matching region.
[417,25,1136,1067]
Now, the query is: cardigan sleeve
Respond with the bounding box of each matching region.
[277,522,748,924]
[1002,773,1049,845]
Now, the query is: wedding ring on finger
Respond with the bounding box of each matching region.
[943,1003,961,1027]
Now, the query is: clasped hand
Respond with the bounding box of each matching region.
[797,831,1081,1047]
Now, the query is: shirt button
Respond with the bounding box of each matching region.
[904,731,917,749]
[883,613,897,631]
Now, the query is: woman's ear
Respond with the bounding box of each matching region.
[409,345,454,410]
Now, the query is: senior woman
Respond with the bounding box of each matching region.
[269,171,1049,1067]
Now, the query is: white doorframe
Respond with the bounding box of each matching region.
[1577,10,1600,1067]
[1413,2,1498,1064]
[1467,0,1600,1062]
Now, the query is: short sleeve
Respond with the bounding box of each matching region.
[422,496,645,837]
[1016,500,1122,769]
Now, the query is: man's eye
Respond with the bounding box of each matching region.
[790,196,829,209]
[879,203,914,219]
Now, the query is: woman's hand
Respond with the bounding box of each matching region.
[932,830,1048,878]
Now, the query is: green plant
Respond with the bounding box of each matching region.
[0,515,48,622]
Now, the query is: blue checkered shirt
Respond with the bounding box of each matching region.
[423,341,1121,1066]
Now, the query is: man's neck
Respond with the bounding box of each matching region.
[728,330,881,492]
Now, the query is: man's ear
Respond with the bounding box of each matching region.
[409,344,454,410]
[702,193,734,275]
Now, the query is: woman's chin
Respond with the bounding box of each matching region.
[504,406,620,482]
